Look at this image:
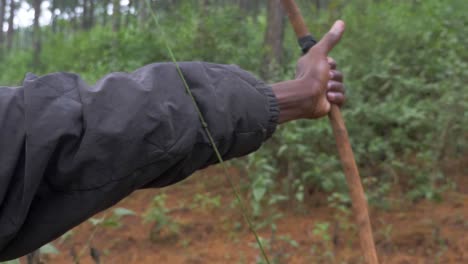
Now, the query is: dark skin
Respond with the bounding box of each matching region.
[272,21,346,123]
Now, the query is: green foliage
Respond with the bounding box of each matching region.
[39,243,60,255]
[334,0,467,202]
[250,233,299,264]
[89,207,136,228]
[312,222,331,242]
[0,1,463,263]
[250,0,467,210]
[144,194,175,227]
[192,193,221,210]
[0,260,20,264]
[0,243,62,264]
[144,194,180,243]
[59,230,75,243]
[311,222,335,262]
[246,155,278,217]
[0,0,465,229]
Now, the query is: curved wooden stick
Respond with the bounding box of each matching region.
[280,1,379,263]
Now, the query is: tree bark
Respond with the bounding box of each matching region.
[237,0,248,11]
[89,0,95,28]
[50,0,58,32]
[68,0,79,31]
[237,0,262,15]
[7,0,17,50]
[102,0,110,26]
[32,0,42,69]
[125,0,133,26]
[138,0,148,26]
[200,0,209,15]
[83,0,88,29]
[261,0,286,80]
[112,0,120,32]
[0,0,6,45]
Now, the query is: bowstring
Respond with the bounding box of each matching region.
[144,1,271,263]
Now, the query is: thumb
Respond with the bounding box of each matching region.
[315,20,345,54]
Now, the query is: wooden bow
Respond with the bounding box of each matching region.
[280,1,379,263]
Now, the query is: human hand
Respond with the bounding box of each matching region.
[272,20,346,123]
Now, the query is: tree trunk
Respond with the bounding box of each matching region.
[7,0,17,50]
[237,0,262,15]
[237,0,248,11]
[138,0,149,27]
[102,0,110,26]
[0,0,6,45]
[125,0,134,26]
[112,0,120,32]
[50,0,58,32]
[69,0,79,31]
[200,0,209,15]
[194,0,210,57]
[32,0,42,69]
[261,0,285,80]
[82,0,89,29]
[89,0,95,28]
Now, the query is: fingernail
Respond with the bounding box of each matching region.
[331,20,345,35]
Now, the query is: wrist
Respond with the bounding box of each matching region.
[271,79,307,124]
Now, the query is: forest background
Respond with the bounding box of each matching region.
[0,0,466,263]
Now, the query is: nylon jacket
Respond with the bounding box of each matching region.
[0,62,279,260]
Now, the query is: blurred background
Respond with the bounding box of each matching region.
[0,0,466,263]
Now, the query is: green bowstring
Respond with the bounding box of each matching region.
[144,1,271,263]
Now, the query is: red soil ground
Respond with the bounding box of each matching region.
[27,165,467,264]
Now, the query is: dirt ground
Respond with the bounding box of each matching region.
[31,166,467,264]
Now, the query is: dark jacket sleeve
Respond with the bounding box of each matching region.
[0,62,279,260]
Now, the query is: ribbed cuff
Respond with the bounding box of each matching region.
[256,83,279,141]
